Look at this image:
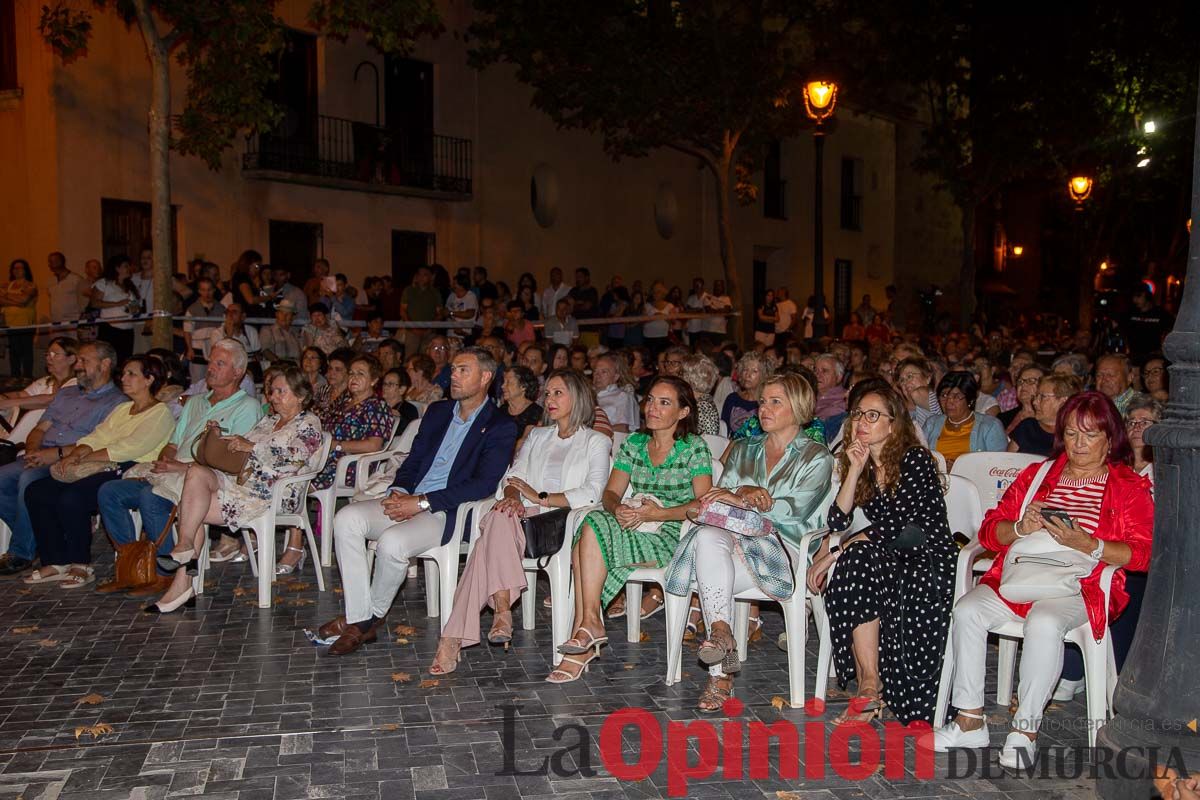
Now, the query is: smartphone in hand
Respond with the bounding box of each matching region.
[1040,508,1074,528]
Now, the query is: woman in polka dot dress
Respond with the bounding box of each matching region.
[807,384,955,725]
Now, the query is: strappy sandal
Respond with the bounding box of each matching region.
[208,538,241,563]
[833,688,886,724]
[698,675,735,713]
[60,565,95,589]
[747,615,765,643]
[639,590,666,620]
[697,623,741,674]
[429,637,463,675]
[22,565,68,584]
[546,651,598,684]
[605,591,626,619]
[488,609,514,648]
[682,604,704,641]
[557,626,608,656]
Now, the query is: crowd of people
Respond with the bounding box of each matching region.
[0,250,1173,771]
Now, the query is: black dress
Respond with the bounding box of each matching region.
[1010,418,1055,457]
[825,447,956,725]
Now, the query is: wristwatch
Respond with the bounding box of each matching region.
[538,491,549,501]
[417,495,431,512]
[1089,537,1105,561]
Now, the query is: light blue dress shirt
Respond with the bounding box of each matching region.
[414,401,487,495]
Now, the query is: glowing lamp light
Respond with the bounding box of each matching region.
[1137,158,1152,168]
[1144,120,1157,134]
[1068,176,1094,203]
[803,80,839,123]
[1012,245,1024,257]
[1189,218,1193,234]
[1099,261,1109,271]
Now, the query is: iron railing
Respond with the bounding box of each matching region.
[243,114,472,197]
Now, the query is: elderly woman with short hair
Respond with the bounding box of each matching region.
[666,373,832,710]
[1000,364,1046,433]
[1008,374,1083,457]
[679,354,721,436]
[923,371,1008,469]
[934,391,1153,769]
[723,351,772,436]
[1125,393,1163,481]
[429,369,611,674]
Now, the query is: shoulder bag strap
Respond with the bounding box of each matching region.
[150,506,180,549]
[1018,460,1055,519]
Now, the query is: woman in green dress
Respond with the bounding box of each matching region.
[547,376,713,683]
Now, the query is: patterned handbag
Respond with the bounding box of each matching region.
[688,499,775,537]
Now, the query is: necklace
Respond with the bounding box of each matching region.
[947,413,973,427]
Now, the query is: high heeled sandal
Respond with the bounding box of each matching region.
[697,628,741,674]
[275,545,307,576]
[546,651,597,684]
[557,626,608,656]
[833,690,886,724]
[698,675,735,713]
[488,609,514,648]
[429,638,463,675]
[747,615,764,643]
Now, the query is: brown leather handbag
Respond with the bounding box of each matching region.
[105,507,178,592]
[192,426,252,484]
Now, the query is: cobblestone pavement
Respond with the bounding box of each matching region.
[0,544,1105,800]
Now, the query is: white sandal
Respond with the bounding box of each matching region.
[546,652,597,684]
[60,565,95,589]
[22,565,68,584]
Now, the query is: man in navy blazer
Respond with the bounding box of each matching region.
[322,346,518,655]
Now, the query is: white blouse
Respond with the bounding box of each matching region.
[497,425,612,509]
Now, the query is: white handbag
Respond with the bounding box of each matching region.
[999,460,1099,603]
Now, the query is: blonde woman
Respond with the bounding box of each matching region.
[429,369,611,674]
[592,352,640,433]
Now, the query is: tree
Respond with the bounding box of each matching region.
[38,0,441,346]
[467,0,877,334]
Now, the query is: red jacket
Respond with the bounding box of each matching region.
[977,454,1154,640]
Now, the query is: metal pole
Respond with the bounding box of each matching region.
[813,130,827,338]
[1097,71,1200,799]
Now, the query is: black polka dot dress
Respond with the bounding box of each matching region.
[824,447,956,725]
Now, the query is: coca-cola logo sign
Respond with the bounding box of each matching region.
[987,467,1020,478]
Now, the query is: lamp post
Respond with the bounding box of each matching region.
[1068,174,1094,330]
[1097,76,1200,800]
[804,79,838,338]
[1068,174,1094,206]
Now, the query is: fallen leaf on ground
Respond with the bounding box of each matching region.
[639,631,650,642]
[11,626,38,634]
[74,723,114,740]
[14,588,31,595]
[394,638,409,645]
[289,598,314,606]
[378,723,399,731]
[419,679,439,689]
[623,664,635,671]
[36,638,59,648]
[333,588,343,594]
[391,672,412,683]
[393,624,417,636]
[770,696,790,711]
[232,587,250,598]
[777,793,804,800]
[76,694,105,706]
[282,581,311,592]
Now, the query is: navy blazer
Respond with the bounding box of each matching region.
[391,398,518,544]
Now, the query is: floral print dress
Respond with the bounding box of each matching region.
[216,410,324,528]
[312,396,394,490]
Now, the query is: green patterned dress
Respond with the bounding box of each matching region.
[575,432,713,605]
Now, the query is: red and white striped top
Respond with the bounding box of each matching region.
[1043,474,1108,534]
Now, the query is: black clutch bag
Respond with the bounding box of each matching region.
[522,508,571,559]
[886,522,928,550]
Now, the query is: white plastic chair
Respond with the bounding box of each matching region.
[222,433,333,608]
[950,451,1043,512]
[701,434,730,459]
[718,420,729,438]
[313,416,400,568]
[413,498,488,632]
[663,485,838,709]
[6,408,44,447]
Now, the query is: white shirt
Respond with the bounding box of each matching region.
[496,425,611,509]
[541,436,573,493]
[445,290,478,336]
[48,272,84,323]
[544,315,579,346]
[133,273,155,312]
[776,299,798,334]
[643,302,675,338]
[93,279,136,329]
[975,392,999,415]
[685,293,706,334]
[704,295,731,334]
[597,384,640,430]
[540,283,570,320]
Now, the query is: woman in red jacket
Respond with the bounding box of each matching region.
[931,391,1153,768]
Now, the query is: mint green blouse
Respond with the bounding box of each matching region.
[718,433,834,548]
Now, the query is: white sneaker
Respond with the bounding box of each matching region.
[1052,677,1085,702]
[931,719,991,752]
[999,731,1037,769]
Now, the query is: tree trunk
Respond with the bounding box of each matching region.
[711,146,742,345]
[132,0,174,349]
[958,202,977,331]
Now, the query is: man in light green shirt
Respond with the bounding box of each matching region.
[95,340,263,591]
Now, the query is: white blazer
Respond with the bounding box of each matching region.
[496,425,612,509]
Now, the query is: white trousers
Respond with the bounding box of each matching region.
[693,525,756,677]
[334,498,446,623]
[950,585,1088,733]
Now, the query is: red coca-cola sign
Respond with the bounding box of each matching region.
[987,467,1020,478]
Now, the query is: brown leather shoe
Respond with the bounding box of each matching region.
[125,576,173,598]
[318,615,348,639]
[328,622,378,655]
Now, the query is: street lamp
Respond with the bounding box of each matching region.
[1068,175,1094,205]
[803,79,838,337]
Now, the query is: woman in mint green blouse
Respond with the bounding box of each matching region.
[547,376,713,684]
[664,373,833,711]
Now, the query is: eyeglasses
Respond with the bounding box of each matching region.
[1017,377,1041,386]
[850,409,894,423]
[1143,367,1165,376]
[429,345,448,352]
[1035,393,1064,402]
[1125,418,1154,431]
[939,390,967,401]
[665,360,683,368]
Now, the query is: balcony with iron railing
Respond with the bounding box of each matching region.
[243,114,472,200]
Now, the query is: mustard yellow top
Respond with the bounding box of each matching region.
[936,416,974,469]
[77,400,175,463]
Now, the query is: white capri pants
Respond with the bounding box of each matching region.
[950,585,1088,733]
[693,525,757,677]
[334,497,447,623]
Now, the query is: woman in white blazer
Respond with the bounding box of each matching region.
[429,369,612,674]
